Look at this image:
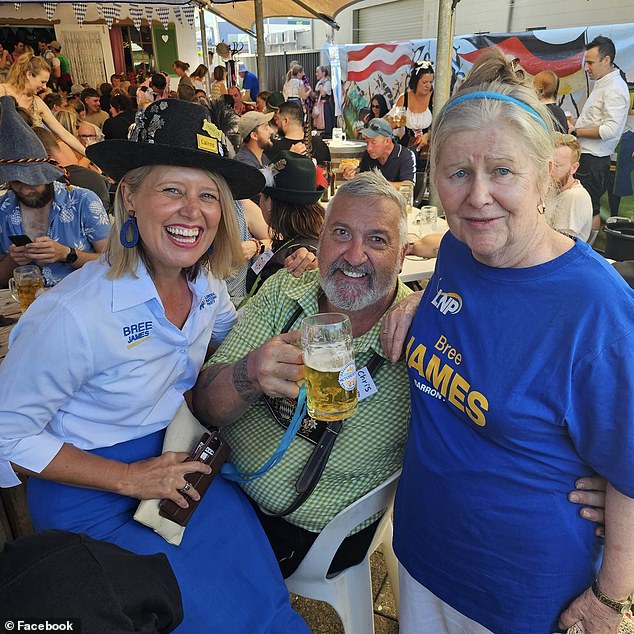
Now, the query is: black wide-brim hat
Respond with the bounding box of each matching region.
[263,150,324,204]
[0,96,63,185]
[87,99,264,200]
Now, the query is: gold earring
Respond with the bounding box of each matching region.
[537,201,546,215]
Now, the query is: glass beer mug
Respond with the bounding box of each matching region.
[301,313,357,421]
[8,264,44,313]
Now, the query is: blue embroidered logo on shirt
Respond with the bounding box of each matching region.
[199,292,217,310]
[122,320,153,348]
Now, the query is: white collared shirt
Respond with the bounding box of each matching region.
[576,69,630,157]
[0,259,236,487]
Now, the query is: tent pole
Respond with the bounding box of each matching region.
[254,0,267,90]
[199,7,212,95]
[433,0,456,114]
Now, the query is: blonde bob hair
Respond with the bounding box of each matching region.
[430,50,555,201]
[106,165,244,281]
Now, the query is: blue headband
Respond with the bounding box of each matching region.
[445,91,548,130]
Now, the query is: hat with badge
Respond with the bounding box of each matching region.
[0,95,63,185]
[86,99,264,199]
[263,150,324,204]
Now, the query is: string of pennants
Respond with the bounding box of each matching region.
[24,2,197,30]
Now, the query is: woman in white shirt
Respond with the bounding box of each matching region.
[0,99,307,634]
[283,64,308,106]
[388,60,434,168]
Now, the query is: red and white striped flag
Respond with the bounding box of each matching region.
[346,43,412,83]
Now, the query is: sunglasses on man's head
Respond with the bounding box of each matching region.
[364,122,391,137]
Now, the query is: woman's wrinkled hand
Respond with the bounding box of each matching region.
[380,291,423,362]
[559,587,623,634]
[122,451,211,508]
[284,248,317,277]
[569,476,607,537]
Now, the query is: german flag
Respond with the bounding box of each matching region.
[459,32,587,96]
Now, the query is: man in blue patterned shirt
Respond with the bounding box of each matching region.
[0,96,110,287]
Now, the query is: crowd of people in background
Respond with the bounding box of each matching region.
[0,30,633,634]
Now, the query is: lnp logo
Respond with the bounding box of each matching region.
[198,292,217,310]
[431,289,462,315]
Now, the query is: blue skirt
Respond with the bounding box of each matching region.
[28,431,308,634]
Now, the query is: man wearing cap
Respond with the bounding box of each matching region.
[238,63,259,103]
[0,97,109,288]
[235,111,275,170]
[344,117,416,188]
[49,41,73,94]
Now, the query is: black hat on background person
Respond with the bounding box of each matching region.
[86,99,265,200]
[262,150,323,204]
[265,92,285,113]
[0,95,63,186]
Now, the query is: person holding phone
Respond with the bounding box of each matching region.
[0,97,109,288]
[0,99,308,633]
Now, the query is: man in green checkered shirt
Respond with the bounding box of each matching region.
[193,170,413,577]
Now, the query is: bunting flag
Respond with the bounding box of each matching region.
[144,4,154,25]
[155,6,170,30]
[14,3,20,11]
[129,3,143,31]
[71,2,88,26]
[99,2,121,29]
[182,3,195,28]
[174,6,184,26]
[43,2,57,21]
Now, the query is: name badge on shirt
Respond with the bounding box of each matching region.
[251,249,274,274]
[357,366,378,401]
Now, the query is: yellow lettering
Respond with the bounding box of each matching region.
[455,353,462,365]
[407,343,427,376]
[466,391,489,427]
[424,355,454,397]
[448,373,470,412]
[448,348,456,361]
[405,335,415,360]
[434,335,447,352]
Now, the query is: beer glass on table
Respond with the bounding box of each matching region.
[400,183,415,215]
[301,313,357,421]
[8,265,44,313]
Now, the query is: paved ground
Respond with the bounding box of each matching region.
[290,551,399,633]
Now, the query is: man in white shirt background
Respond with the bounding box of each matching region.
[547,132,593,242]
[571,36,630,230]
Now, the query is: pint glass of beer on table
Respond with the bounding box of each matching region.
[8,264,44,313]
[301,313,357,421]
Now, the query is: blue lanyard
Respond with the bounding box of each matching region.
[220,384,307,483]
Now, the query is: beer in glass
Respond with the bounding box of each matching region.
[8,265,44,313]
[301,313,357,421]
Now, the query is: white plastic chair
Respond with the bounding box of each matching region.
[285,470,401,634]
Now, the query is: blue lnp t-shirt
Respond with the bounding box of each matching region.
[394,231,634,634]
[0,181,110,286]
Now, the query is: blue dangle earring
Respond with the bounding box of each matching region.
[120,214,139,248]
[207,244,214,256]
